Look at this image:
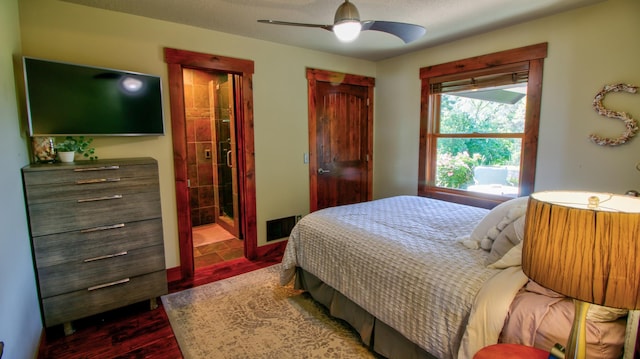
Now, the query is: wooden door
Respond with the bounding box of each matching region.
[307,69,374,211]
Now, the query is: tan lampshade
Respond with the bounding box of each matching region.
[522,191,640,310]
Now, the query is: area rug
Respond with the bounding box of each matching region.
[161,264,377,359]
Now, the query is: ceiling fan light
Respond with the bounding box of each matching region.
[333,21,362,42]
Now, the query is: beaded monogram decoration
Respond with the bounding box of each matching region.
[590,83,638,146]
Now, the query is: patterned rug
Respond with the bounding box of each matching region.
[161,264,377,359]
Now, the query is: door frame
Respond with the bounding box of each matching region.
[164,48,257,280]
[306,68,375,212]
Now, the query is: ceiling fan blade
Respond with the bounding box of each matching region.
[257,20,332,31]
[361,20,426,43]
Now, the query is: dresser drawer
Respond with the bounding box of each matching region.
[27,191,161,237]
[37,244,165,298]
[23,162,158,186]
[41,270,168,327]
[24,175,159,205]
[33,219,163,268]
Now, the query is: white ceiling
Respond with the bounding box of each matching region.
[61,0,604,61]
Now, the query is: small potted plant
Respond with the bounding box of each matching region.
[55,136,98,162]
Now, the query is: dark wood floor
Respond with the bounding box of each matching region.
[37,255,282,359]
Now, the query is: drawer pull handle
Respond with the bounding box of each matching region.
[81,223,125,233]
[77,194,123,203]
[74,165,120,172]
[83,251,128,263]
[75,178,121,185]
[87,278,130,291]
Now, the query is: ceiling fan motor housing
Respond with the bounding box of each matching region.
[334,0,360,23]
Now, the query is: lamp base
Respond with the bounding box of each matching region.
[551,300,590,359]
[549,343,566,359]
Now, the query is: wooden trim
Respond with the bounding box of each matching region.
[418,43,547,208]
[255,240,287,258]
[520,58,544,197]
[164,48,254,74]
[166,267,181,284]
[306,68,375,212]
[365,83,374,204]
[418,77,431,196]
[233,74,258,259]
[307,75,319,212]
[164,47,257,283]
[419,43,548,79]
[424,188,507,209]
[165,61,194,280]
[306,68,375,87]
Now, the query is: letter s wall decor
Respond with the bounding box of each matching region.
[589,83,638,146]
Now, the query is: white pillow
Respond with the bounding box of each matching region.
[486,214,527,268]
[480,205,527,250]
[469,196,529,246]
[485,220,518,265]
[513,212,526,241]
[487,240,522,269]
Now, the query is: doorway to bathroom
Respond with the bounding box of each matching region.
[165,47,258,281]
[182,69,243,269]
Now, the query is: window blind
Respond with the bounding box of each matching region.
[429,62,529,94]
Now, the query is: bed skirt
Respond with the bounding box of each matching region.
[295,267,437,359]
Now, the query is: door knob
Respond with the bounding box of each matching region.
[318,168,331,174]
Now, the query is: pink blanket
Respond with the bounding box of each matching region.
[500,281,627,359]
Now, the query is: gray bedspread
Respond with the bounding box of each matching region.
[280,196,501,359]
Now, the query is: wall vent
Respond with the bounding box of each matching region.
[266,216,297,242]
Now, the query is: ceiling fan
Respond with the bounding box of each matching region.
[258,0,426,44]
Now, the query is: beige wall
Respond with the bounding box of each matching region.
[18,0,377,268]
[374,0,640,198]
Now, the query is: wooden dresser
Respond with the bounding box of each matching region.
[22,157,167,334]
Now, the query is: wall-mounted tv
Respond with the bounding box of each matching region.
[23,57,165,136]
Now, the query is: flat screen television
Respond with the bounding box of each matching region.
[23,57,165,136]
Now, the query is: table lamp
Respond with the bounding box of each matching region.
[522,191,640,359]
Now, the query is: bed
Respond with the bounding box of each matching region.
[280,195,637,359]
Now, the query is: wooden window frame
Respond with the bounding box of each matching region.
[418,43,548,209]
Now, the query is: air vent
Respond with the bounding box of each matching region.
[266,216,297,242]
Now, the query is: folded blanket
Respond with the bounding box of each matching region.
[458,266,528,358]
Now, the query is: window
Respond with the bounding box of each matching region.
[418,43,548,208]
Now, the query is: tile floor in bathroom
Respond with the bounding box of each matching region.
[193,223,244,268]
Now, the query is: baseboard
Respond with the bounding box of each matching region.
[256,240,287,258]
[166,267,182,284]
